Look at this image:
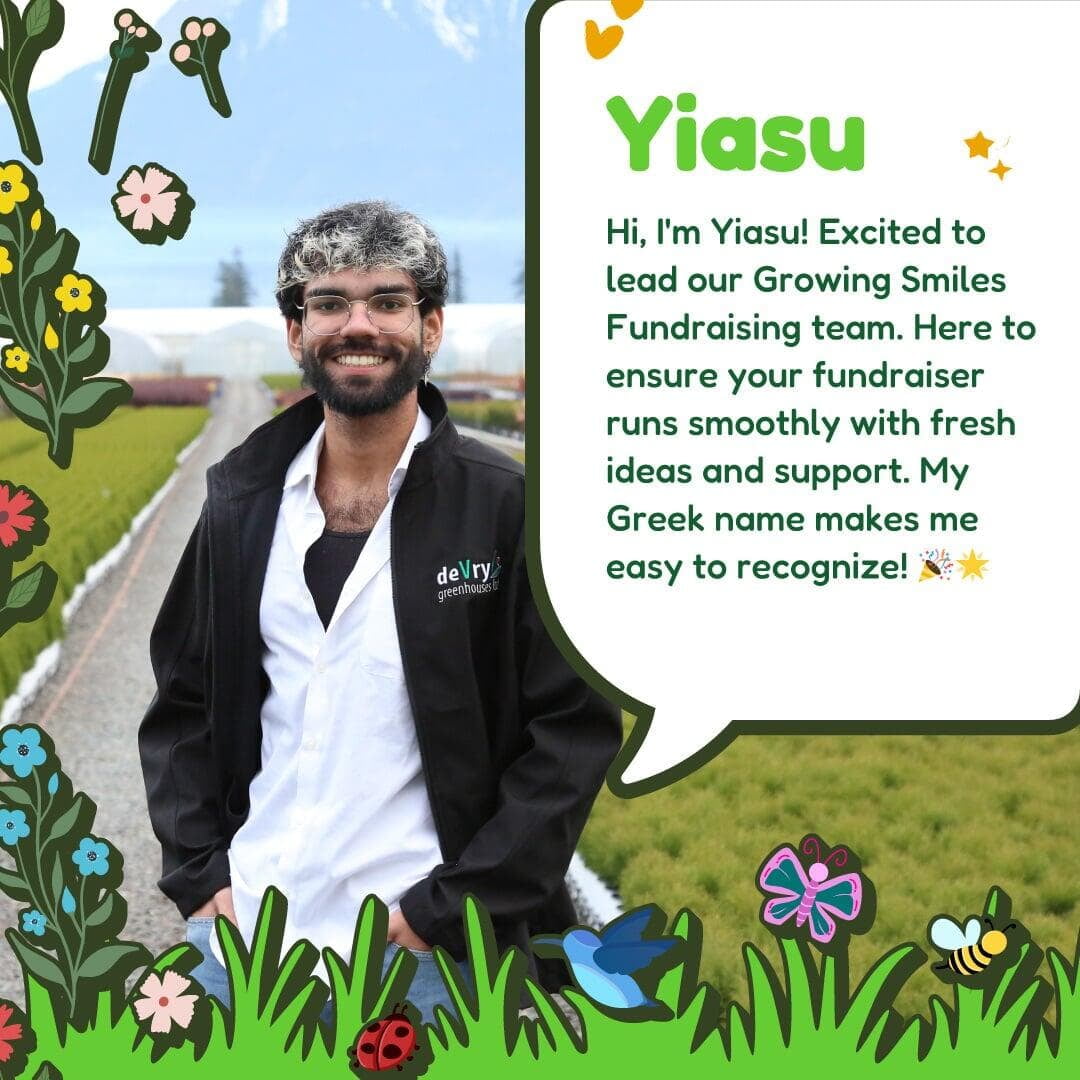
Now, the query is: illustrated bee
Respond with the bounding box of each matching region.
[929,915,1016,976]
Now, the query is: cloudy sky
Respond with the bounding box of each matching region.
[16,0,526,306]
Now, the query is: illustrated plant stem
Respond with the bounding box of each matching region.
[7,210,59,446]
[87,43,133,175]
[30,768,77,1012]
[57,310,69,404]
[197,39,231,118]
[0,5,43,164]
[0,267,57,446]
[71,873,88,982]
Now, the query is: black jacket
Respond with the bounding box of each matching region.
[139,383,621,975]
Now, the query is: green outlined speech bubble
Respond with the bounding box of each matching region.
[526,0,1080,796]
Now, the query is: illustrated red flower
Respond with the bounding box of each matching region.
[0,485,36,548]
[0,1002,23,1062]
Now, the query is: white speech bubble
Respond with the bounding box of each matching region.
[531,0,1080,793]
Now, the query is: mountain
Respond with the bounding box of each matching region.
[11,0,526,307]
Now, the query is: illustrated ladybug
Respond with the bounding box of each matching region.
[350,1003,419,1073]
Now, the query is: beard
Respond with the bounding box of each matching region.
[298,336,429,418]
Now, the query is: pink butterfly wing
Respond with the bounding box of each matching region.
[759,847,810,928]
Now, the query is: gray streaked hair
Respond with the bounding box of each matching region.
[275,200,448,318]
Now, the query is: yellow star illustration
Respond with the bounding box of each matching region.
[965,131,993,158]
[990,160,1012,181]
[957,549,989,579]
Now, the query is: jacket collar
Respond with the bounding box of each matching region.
[213,381,457,500]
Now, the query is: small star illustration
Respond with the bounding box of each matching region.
[957,549,989,579]
[990,160,1012,181]
[965,131,993,158]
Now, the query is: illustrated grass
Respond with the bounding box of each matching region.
[9,882,1075,1077]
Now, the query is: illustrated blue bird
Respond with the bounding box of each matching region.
[532,905,680,1011]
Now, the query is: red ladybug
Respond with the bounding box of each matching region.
[352,1004,418,1073]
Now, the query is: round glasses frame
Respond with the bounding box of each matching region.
[295,293,424,336]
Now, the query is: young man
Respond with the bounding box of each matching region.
[139,202,621,1023]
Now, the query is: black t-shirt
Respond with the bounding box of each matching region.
[303,529,370,629]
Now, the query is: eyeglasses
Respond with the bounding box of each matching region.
[296,292,423,336]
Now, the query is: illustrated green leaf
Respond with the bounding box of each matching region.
[30,230,64,280]
[65,328,98,370]
[6,931,67,989]
[4,564,45,611]
[33,1061,63,1080]
[49,851,62,901]
[0,377,48,425]
[60,378,131,419]
[24,0,52,38]
[45,793,85,848]
[0,783,33,807]
[83,892,116,929]
[0,867,31,902]
[0,222,14,243]
[33,290,46,337]
[78,941,148,980]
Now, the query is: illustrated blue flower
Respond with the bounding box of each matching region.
[21,909,46,936]
[72,836,110,877]
[0,726,47,778]
[0,809,29,846]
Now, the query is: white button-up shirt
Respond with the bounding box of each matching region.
[224,404,442,965]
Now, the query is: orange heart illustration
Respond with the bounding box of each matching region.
[611,0,644,19]
[585,19,623,59]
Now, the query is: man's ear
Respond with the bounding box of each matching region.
[286,316,303,363]
[421,306,444,355]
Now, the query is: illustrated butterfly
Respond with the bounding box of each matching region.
[758,836,863,944]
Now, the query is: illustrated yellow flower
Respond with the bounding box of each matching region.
[44,323,59,350]
[3,346,30,374]
[0,164,29,214]
[55,273,93,313]
[0,246,11,275]
[30,209,41,231]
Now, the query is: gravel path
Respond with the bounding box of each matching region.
[0,382,614,1002]
[0,378,270,1000]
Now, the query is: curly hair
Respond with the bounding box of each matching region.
[275,201,448,318]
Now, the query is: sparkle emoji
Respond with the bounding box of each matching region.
[956,549,989,579]
[989,160,1012,181]
[964,131,993,158]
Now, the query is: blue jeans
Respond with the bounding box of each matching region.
[185,917,469,1027]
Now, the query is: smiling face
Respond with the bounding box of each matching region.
[286,268,443,419]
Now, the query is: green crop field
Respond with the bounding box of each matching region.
[581,721,1079,1018]
[0,406,209,699]
[262,373,301,392]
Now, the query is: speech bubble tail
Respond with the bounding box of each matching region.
[614,703,737,796]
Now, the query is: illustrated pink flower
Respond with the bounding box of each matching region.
[0,1002,23,1062]
[0,485,36,548]
[114,166,179,230]
[132,970,199,1033]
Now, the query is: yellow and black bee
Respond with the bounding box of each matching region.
[930,916,1016,976]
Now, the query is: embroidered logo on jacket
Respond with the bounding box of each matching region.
[435,551,502,603]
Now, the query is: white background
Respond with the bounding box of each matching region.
[538,0,1080,784]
